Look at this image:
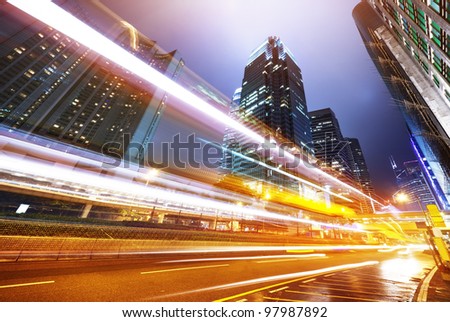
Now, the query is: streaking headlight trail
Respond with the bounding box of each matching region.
[6,0,383,207]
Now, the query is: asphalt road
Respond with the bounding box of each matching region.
[0,248,435,301]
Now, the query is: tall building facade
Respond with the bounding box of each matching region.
[309,108,355,185]
[221,88,242,172]
[240,36,312,151]
[0,0,182,163]
[229,36,312,188]
[309,109,376,213]
[347,137,375,213]
[353,0,450,210]
[391,157,436,210]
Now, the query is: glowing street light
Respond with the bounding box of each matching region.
[394,192,409,204]
[145,168,160,181]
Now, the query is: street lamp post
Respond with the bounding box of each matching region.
[393,191,447,272]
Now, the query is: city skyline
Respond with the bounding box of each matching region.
[0,0,449,308]
[102,0,417,199]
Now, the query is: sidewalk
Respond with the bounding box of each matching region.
[416,266,450,301]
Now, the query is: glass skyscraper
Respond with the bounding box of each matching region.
[240,36,312,151]
[309,108,355,184]
[353,0,450,210]
[347,137,375,213]
[309,108,375,213]
[0,0,182,163]
[229,37,312,188]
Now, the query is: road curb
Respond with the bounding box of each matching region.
[415,266,438,302]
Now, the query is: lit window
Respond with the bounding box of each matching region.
[429,0,440,13]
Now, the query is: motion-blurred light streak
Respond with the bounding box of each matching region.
[160,254,327,264]
[7,0,383,208]
[0,152,365,232]
[144,261,380,301]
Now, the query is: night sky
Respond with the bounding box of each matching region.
[101,0,416,199]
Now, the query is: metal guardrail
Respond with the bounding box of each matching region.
[0,219,362,262]
[0,236,267,262]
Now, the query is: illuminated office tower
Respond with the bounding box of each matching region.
[309,108,355,185]
[309,109,375,213]
[347,137,375,213]
[0,0,182,162]
[232,37,312,188]
[353,0,450,210]
[240,36,312,150]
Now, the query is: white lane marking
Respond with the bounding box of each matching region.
[0,280,55,289]
[263,296,301,302]
[149,261,380,302]
[417,266,438,302]
[302,278,316,283]
[269,286,289,294]
[141,264,229,275]
[236,299,248,302]
[324,273,335,277]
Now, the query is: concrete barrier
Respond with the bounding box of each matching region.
[0,235,273,262]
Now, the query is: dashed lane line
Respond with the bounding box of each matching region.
[141,264,229,275]
[268,286,289,294]
[0,280,55,289]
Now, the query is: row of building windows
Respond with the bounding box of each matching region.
[383,0,449,59]
[0,24,87,127]
[425,0,450,21]
[378,0,450,100]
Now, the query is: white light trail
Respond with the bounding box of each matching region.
[145,261,380,301]
[9,0,262,142]
[230,147,354,202]
[159,254,327,264]
[0,154,366,232]
[125,245,405,255]
[210,261,379,295]
[7,0,384,207]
